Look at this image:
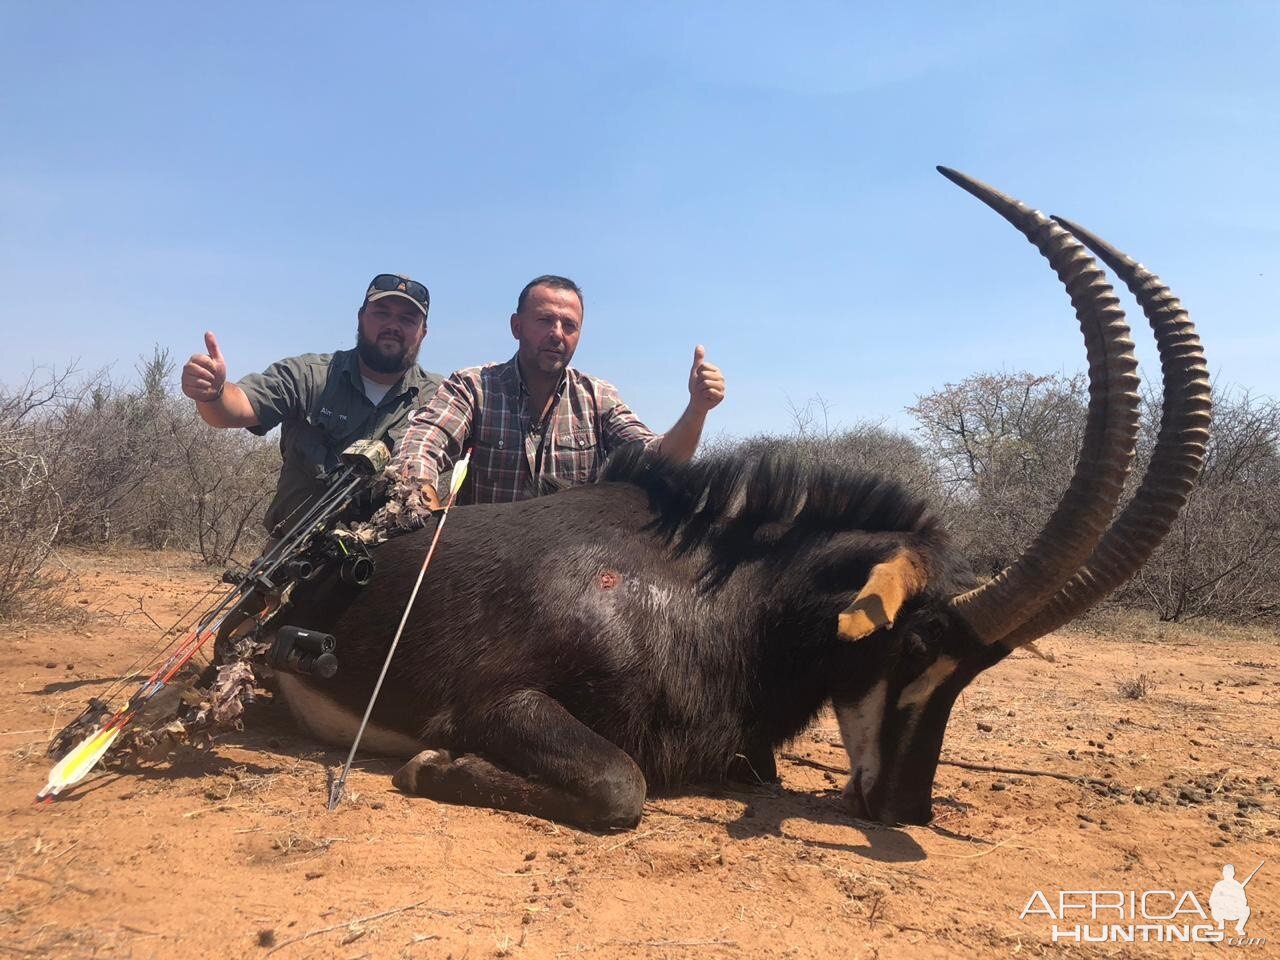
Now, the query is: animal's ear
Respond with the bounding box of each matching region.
[838,549,928,642]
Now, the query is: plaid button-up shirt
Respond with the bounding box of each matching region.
[392,353,659,505]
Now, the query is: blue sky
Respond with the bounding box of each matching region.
[2,2,1276,440]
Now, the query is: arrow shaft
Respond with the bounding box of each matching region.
[329,451,472,809]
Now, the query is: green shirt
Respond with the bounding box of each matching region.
[238,349,442,533]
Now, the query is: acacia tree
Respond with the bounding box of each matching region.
[1121,387,1280,622]
[0,368,76,617]
[907,371,1088,578]
[6,350,280,569]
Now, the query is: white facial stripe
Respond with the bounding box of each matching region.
[836,679,888,789]
[896,655,959,709]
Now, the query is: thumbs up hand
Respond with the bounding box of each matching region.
[182,331,229,402]
[687,344,725,414]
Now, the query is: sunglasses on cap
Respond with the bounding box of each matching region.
[365,273,430,313]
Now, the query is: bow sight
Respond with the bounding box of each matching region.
[39,439,391,801]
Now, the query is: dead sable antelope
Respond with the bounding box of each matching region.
[274,168,1210,829]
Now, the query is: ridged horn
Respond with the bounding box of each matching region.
[996,218,1212,647]
[937,167,1141,643]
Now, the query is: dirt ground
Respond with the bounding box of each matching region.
[1,550,1276,959]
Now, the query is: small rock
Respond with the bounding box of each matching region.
[257,929,276,948]
[562,897,575,908]
[524,851,537,861]
[991,782,1007,792]
[977,722,993,733]
[305,871,324,880]
[44,662,57,669]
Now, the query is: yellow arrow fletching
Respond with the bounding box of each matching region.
[449,451,472,497]
[38,726,121,800]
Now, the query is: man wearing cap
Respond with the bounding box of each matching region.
[389,274,725,510]
[181,273,443,534]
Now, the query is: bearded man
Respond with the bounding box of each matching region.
[181,273,442,534]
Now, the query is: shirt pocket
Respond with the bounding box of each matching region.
[550,421,600,484]
[472,426,523,502]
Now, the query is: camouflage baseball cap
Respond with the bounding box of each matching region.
[364,273,429,316]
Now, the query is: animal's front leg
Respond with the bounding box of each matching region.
[392,690,647,830]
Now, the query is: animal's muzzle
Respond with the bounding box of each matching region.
[842,769,934,826]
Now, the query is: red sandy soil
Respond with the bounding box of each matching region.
[1,550,1276,959]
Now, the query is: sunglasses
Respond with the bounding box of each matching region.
[366,274,430,311]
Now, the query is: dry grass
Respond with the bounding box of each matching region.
[1063,605,1280,647]
[1117,672,1154,700]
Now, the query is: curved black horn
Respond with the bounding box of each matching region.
[937,168,1141,643]
[997,218,1212,647]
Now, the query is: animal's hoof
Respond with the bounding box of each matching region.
[392,749,452,793]
[842,774,871,820]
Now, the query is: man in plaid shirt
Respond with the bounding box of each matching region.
[391,275,726,507]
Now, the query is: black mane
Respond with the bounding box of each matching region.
[599,442,941,547]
